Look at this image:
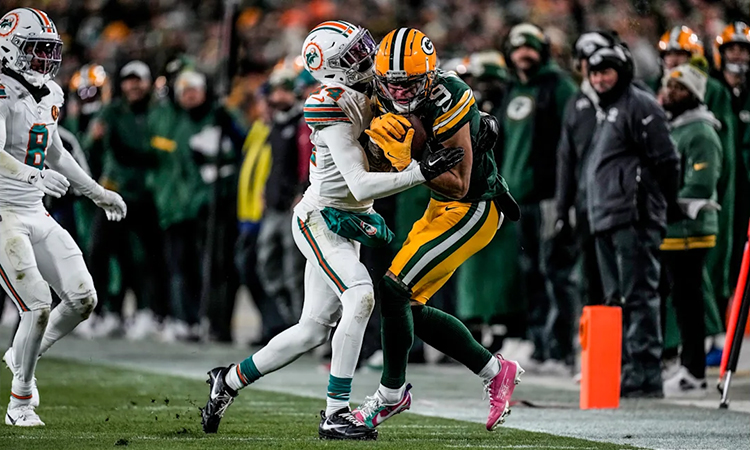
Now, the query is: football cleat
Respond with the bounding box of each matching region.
[3,348,40,408]
[201,366,238,433]
[318,407,378,440]
[6,404,44,427]
[353,383,412,428]
[485,355,524,431]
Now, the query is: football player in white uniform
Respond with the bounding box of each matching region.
[201,21,463,440]
[0,8,126,426]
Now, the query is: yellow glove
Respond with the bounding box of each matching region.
[365,113,414,171]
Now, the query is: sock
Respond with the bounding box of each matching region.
[10,309,49,407]
[477,355,501,384]
[10,379,33,408]
[40,300,92,355]
[379,277,414,389]
[225,357,263,391]
[326,375,352,416]
[412,304,493,374]
[376,383,405,404]
[326,285,374,416]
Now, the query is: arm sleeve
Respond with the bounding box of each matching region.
[46,127,104,199]
[319,124,425,201]
[0,103,38,183]
[633,99,680,204]
[681,131,722,199]
[555,100,577,220]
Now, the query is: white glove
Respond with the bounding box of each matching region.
[28,169,70,198]
[92,188,127,221]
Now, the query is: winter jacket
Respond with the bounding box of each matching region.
[496,63,577,204]
[555,80,599,219]
[661,107,722,250]
[97,98,159,202]
[585,84,680,234]
[265,105,305,212]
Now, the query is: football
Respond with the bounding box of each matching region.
[366,114,429,172]
[401,114,428,160]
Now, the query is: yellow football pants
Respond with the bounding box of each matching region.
[389,198,501,303]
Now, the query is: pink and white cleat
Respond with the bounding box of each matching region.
[485,355,524,431]
[353,383,412,428]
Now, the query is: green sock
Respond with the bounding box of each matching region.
[412,305,493,374]
[238,356,263,384]
[327,375,352,402]
[379,277,414,389]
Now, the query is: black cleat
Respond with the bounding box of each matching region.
[201,366,238,433]
[318,407,378,440]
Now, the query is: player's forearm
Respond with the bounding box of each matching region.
[0,149,40,182]
[425,169,468,200]
[345,160,425,201]
[47,146,103,199]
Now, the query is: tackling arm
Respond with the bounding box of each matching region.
[425,122,472,199]
[320,124,426,202]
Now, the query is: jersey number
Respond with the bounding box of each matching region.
[25,124,49,169]
[311,87,345,103]
[430,84,452,111]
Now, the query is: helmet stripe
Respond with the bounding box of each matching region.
[315,21,352,35]
[24,8,55,33]
[392,28,409,71]
[313,26,348,35]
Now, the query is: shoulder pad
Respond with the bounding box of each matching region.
[46,80,64,106]
[304,86,352,128]
[430,74,476,137]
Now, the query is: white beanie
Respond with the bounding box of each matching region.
[663,63,707,103]
[175,70,206,97]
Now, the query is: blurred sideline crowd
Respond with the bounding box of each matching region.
[2,0,750,398]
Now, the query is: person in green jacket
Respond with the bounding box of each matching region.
[149,69,245,342]
[654,26,735,363]
[87,61,168,339]
[659,62,721,397]
[495,23,578,373]
[712,22,750,299]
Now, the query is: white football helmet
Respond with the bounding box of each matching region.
[0,8,62,87]
[301,20,376,86]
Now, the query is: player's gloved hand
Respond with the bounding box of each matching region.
[28,169,70,198]
[419,147,464,181]
[365,113,414,171]
[91,188,127,221]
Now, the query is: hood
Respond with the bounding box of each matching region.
[670,105,721,130]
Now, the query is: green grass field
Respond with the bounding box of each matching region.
[0,359,639,449]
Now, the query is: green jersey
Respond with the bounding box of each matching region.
[380,70,507,202]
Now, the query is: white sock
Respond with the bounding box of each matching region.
[10,309,49,406]
[224,364,245,391]
[377,383,405,405]
[40,302,89,355]
[478,356,501,384]
[325,398,349,417]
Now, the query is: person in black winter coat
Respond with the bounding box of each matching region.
[585,44,681,398]
[555,31,621,308]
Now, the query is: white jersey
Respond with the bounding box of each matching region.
[303,81,374,211]
[0,73,64,208]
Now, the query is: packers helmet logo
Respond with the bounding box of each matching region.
[421,36,434,55]
[304,42,324,71]
[51,105,59,121]
[0,13,18,37]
